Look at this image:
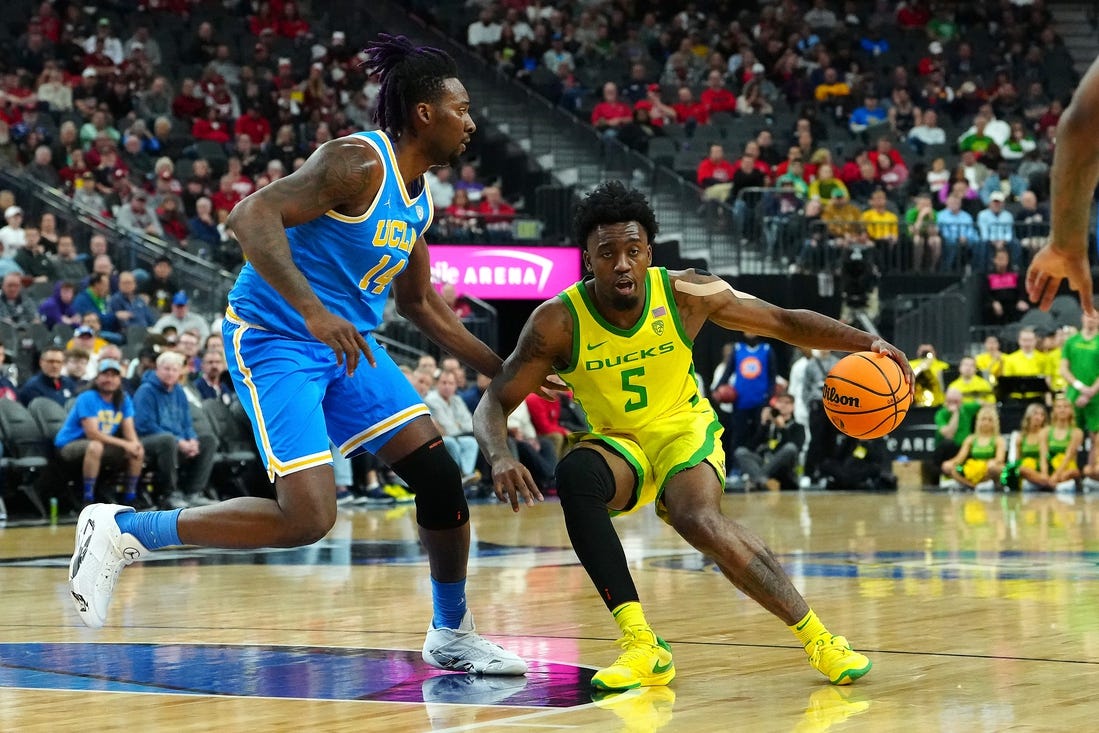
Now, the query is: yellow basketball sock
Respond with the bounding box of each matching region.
[611,601,649,633]
[790,609,830,647]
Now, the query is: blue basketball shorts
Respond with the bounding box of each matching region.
[223,315,429,480]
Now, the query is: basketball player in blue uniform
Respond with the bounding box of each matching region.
[68,35,526,675]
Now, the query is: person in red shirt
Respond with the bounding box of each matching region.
[278,1,311,39]
[171,78,205,122]
[697,143,736,188]
[523,390,570,457]
[673,86,709,126]
[249,1,280,37]
[700,69,736,115]
[591,82,633,136]
[192,107,231,145]
[234,106,272,147]
[897,0,932,29]
[156,194,189,242]
[632,83,677,127]
[478,186,516,242]
[867,136,906,174]
[210,174,243,217]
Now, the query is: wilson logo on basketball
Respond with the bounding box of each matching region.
[823,385,860,407]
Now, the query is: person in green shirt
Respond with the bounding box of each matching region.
[1060,312,1099,444]
[905,192,942,272]
[932,387,981,485]
[944,404,1006,490]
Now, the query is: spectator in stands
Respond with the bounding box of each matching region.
[467,7,501,54]
[441,283,473,320]
[14,226,55,283]
[524,389,571,458]
[1001,120,1037,162]
[19,346,75,406]
[37,280,79,329]
[0,271,37,328]
[25,148,63,190]
[141,256,179,314]
[116,189,164,239]
[591,82,633,139]
[936,193,979,272]
[152,291,209,344]
[172,329,201,381]
[700,69,736,115]
[423,369,482,487]
[454,163,485,203]
[69,317,110,354]
[633,83,677,127]
[425,166,455,212]
[0,122,16,169]
[441,189,483,242]
[861,188,899,261]
[924,156,950,197]
[55,357,144,505]
[808,163,849,201]
[0,206,26,256]
[617,107,663,153]
[849,94,887,136]
[735,77,773,116]
[959,150,992,193]
[982,248,1029,326]
[932,386,978,485]
[108,271,157,331]
[975,335,1005,384]
[193,348,235,404]
[696,143,736,193]
[50,235,86,283]
[36,213,59,253]
[907,108,946,154]
[63,348,92,390]
[134,350,217,509]
[542,33,575,74]
[155,194,189,243]
[813,67,851,113]
[979,161,1027,206]
[905,193,942,272]
[72,272,118,330]
[976,192,1020,272]
[1016,190,1050,255]
[1002,327,1049,401]
[37,67,73,113]
[185,196,220,252]
[948,356,995,405]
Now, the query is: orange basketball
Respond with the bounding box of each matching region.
[822,351,912,439]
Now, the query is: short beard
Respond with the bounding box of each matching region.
[610,293,639,311]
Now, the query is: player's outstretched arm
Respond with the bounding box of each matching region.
[474,300,572,512]
[1026,54,1099,317]
[671,269,913,382]
[393,238,503,379]
[227,138,381,373]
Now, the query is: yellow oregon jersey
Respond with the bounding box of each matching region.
[558,268,698,432]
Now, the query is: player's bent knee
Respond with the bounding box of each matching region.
[391,438,469,530]
[555,449,615,504]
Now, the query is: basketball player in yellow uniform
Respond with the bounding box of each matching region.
[474,181,911,690]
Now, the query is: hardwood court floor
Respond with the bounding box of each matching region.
[2,489,1098,732]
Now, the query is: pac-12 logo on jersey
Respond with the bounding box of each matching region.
[372,219,416,252]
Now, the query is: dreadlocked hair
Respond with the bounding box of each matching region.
[361,33,458,137]
[573,180,660,246]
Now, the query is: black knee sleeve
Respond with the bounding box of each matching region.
[391,438,469,531]
[554,448,639,610]
[555,448,618,505]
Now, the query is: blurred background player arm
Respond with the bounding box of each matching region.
[1026,54,1099,317]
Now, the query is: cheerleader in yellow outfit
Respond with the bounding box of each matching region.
[1044,394,1084,492]
[944,405,1006,490]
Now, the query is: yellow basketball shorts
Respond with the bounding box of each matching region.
[566,403,725,523]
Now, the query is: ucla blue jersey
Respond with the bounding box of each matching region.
[227,130,435,337]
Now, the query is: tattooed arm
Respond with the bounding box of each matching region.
[670,269,913,381]
[225,137,380,373]
[473,299,572,510]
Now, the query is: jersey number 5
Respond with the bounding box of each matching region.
[359,255,407,295]
[621,367,648,413]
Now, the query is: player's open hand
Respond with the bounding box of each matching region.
[1026,243,1098,317]
[490,456,543,512]
[305,310,375,375]
[537,373,568,399]
[869,339,914,385]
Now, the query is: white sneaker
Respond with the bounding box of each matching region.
[1022,479,1042,492]
[1083,477,1099,493]
[68,504,149,629]
[1055,479,1077,493]
[939,478,961,490]
[974,480,995,492]
[422,609,528,675]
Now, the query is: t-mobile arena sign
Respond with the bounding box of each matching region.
[429,245,581,299]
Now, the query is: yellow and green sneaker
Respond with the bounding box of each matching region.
[591,687,676,733]
[383,484,416,504]
[591,626,675,691]
[806,635,872,685]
